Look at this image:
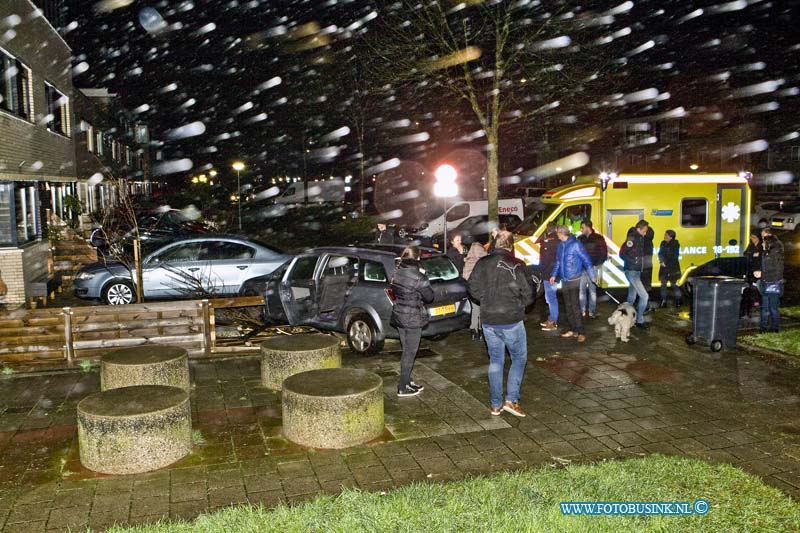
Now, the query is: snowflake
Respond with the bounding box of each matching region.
[721,202,740,223]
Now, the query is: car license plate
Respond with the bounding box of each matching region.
[430,303,456,316]
[772,221,783,227]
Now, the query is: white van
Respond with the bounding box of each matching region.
[412,198,524,237]
[274,179,345,205]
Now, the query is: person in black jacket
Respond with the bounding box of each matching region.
[657,230,682,307]
[577,220,608,319]
[390,246,435,397]
[376,223,397,244]
[641,225,655,293]
[468,231,534,418]
[446,232,466,276]
[743,232,762,283]
[620,219,651,329]
[755,234,784,332]
[538,223,560,331]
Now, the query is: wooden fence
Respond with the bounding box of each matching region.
[0,296,265,367]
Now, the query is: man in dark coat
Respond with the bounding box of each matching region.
[620,219,651,329]
[577,220,607,319]
[376,223,397,244]
[538,223,560,331]
[756,233,784,332]
[468,231,534,418]
[641,225,655,292]
[657,229,682,307]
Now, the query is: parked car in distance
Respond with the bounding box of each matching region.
[242,245,471,355]
[752,201,786,229]
[74,236,289,305]
[770,202,800,231]
[430,214,523,249]
[91,209,213,257]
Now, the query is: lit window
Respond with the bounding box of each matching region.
[1,47,33,121]
[45,82,70,136]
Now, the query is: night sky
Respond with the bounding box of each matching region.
[62,0,800,192]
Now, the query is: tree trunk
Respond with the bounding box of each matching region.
[486,131,499,226]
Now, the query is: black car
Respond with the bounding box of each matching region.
[241,245,471,355]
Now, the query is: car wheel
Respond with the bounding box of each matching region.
[102,280,136,305]
[710,339,723,352]
[347,313,384,356]
[685,333,696,345]
[758,218,768,229]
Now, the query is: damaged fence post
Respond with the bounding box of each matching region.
[63,306,74,365]
[200,299,212,356]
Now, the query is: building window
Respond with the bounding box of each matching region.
[135,124,150,144]
[45,82,70,136]
[791,146,800,162]
[659,120,682,144]
[111,141,118,161]
[624,123,652,146]
[125,146,132,165]
[83,123,95,153]
[15,183,38,243]
[95,129,103,156]
[0,48,33,121]
[681,198,708,227]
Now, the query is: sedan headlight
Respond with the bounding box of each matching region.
[75,271,96,280]
[788,218,795,224]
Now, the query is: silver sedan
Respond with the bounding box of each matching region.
[73,236,289,305]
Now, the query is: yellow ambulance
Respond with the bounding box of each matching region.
[513,172,752,288]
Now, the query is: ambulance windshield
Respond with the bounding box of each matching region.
[514,204,558,236]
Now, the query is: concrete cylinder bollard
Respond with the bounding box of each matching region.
[282,368,384,449]
[78,385,192,475]
[260,333,341,390]
[101,346,190,392]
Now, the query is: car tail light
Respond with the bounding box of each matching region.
[385,288,396,302]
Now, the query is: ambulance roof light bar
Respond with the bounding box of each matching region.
[606,173,749,185]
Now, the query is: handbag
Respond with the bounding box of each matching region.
[762,280,784,296]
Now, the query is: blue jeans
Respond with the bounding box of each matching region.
[483,322,528,409]
[625,270,648,324]
[579,270,596,314]
[760,294,780,331]
[544,280,558,323]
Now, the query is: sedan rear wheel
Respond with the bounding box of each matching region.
[347,313,384,356]
[102,280,136,305]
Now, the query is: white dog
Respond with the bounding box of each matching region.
[608,303,637,342]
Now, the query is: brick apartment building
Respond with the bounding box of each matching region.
[1,0,76,306]
[1,1,154,307]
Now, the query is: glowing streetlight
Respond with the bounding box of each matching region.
[690,163,699,170]
[232,162,245,231]
[434,164,459,253]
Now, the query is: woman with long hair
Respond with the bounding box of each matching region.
[463,241,487,339]
[390,246,435,396]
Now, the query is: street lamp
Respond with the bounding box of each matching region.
[434,164,458,253]
[232,162,245,231]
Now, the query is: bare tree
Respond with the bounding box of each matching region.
[368,1,629,223]
[91,177,145,302]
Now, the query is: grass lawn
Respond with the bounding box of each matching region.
[780,306,800,319]
[741,329,800,356]
[104,455,799,532]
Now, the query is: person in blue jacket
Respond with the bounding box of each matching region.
[549,225,596,342]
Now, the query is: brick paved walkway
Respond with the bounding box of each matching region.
[2,304,800,532]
